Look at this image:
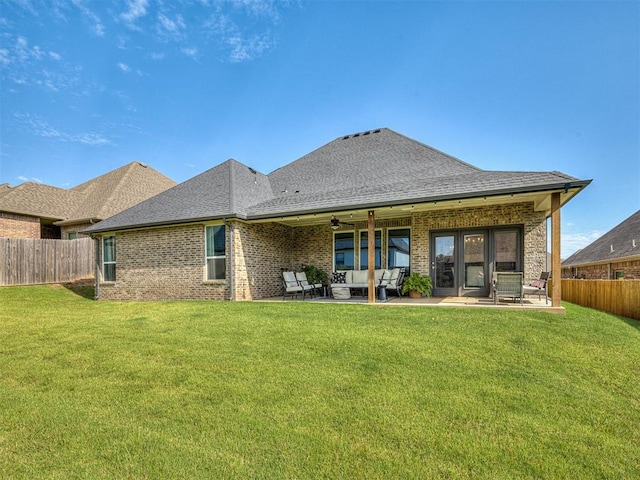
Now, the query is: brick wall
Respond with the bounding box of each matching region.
[61,222,94,239]
[96,202,548,301]
[231,221,293,300]
[98,224,228,301]
[0,212,40,238]
[563,259,640,279]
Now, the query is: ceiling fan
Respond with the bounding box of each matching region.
[330,216,354,230]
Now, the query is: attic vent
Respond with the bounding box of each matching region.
[363,131,370,135]
[342,136,349,140]
[248,167,256,174]
[373,129,381,133]
[353,133,360,137]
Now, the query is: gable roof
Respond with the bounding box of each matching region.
[0,162,176,225]
[83,128,591,234]
[562,210,640,266]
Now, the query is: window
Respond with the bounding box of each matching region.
[387,228,410,270]
[334,232,354,270]
[102,236,116,282]
[359,230,381,269]
[205,225,226,280]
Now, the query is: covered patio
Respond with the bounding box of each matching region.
[259,291,563,314]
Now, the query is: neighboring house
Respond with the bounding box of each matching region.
[562,209,640,279]
[0,162,176,239]
[83,128,591,303]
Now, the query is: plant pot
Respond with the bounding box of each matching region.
[408,290,423,299]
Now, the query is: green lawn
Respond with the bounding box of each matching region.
[1,285,639,479]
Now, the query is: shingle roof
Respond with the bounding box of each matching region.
[0,162,176,225]
[83,159,273,232]
[64,161,177,224]
[562,210,640,266]
[83,128,590,234]
[0,182,83,219]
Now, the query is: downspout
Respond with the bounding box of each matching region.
[224,218,234,301]
[94,236,100,300]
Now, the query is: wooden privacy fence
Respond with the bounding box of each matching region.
[0,237,95,286]
[561,279,640,321]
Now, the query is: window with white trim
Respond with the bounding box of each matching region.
[102,235,116,282]
[205,225,226,280]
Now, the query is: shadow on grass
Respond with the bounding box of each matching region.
[63,278,95,300]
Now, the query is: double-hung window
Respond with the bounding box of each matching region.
[205,225,226,280]
[102,235,116,282]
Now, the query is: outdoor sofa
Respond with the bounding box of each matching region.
[330,268,405,298]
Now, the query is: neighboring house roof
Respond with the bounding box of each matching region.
[0,182,83,220]
[0,162,176,225]
[562,209,640,267]
[83,128,591,234]
[59,161,177,225]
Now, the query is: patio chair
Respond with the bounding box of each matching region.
[295,272,321,298]
[380,267,406,297]
[282,271,313,300]
[523,272,549,304]
[492,272,523,305]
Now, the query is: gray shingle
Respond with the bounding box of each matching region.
[562,210,640,266]
[83,128,590,234]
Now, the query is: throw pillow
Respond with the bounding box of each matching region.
[332,272,347,284]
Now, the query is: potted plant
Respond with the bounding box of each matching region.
[302,264,329,286]
[401,272,433,298]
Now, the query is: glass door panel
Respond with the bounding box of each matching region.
[434,235,455,292]
[494,230,519,272]
[463,233,485,290]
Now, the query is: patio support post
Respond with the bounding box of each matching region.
[551,192,561,307]
[368,210,375,304]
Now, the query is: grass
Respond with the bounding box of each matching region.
[1,285,639,479]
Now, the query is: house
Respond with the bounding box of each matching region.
[562,209,640,279]
[83,128,591,305]
[0,162,176,239]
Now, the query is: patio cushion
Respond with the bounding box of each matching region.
[352,270,368,284]
[332,271,346,283]
[530,280,545,289]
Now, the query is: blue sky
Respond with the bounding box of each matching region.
[1,0,638,257]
